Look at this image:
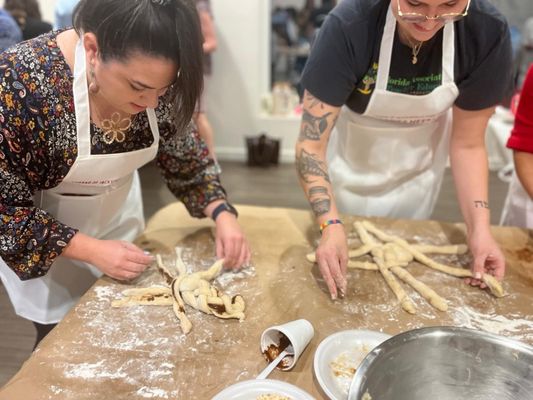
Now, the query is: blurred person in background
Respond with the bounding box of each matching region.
[500,63,533,229]
[54,0,80,29]
[194,0,220,173]
[4,0,52,40]
[0,7,21,50]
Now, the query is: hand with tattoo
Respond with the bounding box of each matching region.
[295,90,346,299]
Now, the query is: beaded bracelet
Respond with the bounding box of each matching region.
[319,219,343,234]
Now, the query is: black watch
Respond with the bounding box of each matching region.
[211,202,238,221]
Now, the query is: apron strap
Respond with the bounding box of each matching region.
[73,38,91,157]
[146,108,160,144]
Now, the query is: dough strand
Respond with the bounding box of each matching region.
[390,266,448,311]
[362,221,505,297]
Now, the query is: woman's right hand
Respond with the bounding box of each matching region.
[63,233,154,280]
[89,240,154,280]
[314,224,348,300]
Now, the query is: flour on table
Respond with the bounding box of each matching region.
[93,285,117,301]
[215,265,256,286]
[64,360,127,380]
[136,386,169,399]
[451,306,533,342]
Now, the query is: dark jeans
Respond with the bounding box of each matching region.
[32,322,57,350]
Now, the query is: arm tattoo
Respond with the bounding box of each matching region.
[298,110,332,141]
[296,149,330,184]
[304,91,322,109]
[474,200,490,209]
[308,186,331,216]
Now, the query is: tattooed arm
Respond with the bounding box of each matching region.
[450,105,505,284]
[296,90,346,299]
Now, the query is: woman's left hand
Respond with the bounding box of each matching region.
[214,212,251,270]
[466,228,506,287]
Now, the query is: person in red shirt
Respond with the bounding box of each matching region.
[501,64,533,228]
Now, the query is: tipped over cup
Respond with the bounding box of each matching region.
[260,319,315,371]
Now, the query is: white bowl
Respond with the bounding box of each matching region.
[313,330,392,400]
[212,379,315,400]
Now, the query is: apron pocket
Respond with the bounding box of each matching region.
[342,119,440,188]
[34,174,134,237]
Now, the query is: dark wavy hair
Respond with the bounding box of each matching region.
[73,0,203,133]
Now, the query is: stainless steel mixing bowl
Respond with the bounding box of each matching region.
[348,326,533,400]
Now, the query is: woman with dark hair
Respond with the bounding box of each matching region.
[0,0,250,347]
[4,0,52,40]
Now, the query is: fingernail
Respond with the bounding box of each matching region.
[474,272,482,280]
[331,294,337,300]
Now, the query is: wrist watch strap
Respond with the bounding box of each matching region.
[211,202,238,221]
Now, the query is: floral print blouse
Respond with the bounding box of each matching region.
[0,31,226,280]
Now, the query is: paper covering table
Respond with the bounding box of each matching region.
[1,203,532,399]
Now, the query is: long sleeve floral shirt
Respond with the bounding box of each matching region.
[0,31,226,280]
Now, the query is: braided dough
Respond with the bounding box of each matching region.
[306,220,505,314]
[112,248,245,334]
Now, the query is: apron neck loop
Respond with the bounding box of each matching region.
[376,5,455,90]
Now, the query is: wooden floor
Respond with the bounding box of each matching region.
[0,160,509,387]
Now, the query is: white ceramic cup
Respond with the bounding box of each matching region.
[260,319,315,371]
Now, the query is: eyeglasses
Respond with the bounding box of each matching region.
[397,0,471,24]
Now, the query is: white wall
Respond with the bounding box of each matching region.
[209,0,300,162]
[36,0,55,23]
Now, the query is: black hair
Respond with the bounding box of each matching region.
[73,0,204,133]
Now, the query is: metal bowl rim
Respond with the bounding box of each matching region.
[348,326,533,399]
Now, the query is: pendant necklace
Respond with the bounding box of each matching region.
[411,41,423,64]
[90,97,132,144]
[99,112,132,144]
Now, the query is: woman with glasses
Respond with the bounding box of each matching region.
[296,0,511,299]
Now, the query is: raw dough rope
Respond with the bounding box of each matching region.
[306,219,505,313]
[355,222,417,314]
[361,221,505,298]
[112,247,246,334]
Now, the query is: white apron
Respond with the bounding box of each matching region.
[0,39,160,324]
[327,6,459,219]
[500,172,533,229]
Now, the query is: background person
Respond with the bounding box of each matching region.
[0,7,22,51]
[500,63,533,228]
[194,0,220,171]
[53,0,79,29]
[4,0,52,40]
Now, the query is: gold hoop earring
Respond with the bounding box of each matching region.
[88,68,100,94]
